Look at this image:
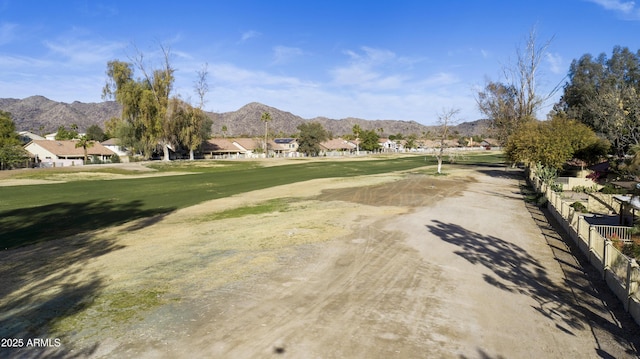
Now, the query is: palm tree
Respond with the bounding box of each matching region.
[261,112,272,156]
[352,124,361,155]
[75,135,95,163]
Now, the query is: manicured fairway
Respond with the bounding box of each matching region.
[0,153,502,250]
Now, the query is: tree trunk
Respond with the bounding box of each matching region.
[437,156,443,174]
[189,149,195,160]
[163,143,171,161]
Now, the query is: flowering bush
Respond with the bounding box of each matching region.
[586,171,601,182]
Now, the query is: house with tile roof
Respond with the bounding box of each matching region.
[24,140,115,167]
[319,138,356,155]
[202,138,262,158]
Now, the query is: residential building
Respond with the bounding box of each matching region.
[24,140,115,167]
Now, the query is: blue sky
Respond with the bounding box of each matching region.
[1,0,639,125]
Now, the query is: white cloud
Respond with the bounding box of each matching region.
[197,62,315,89]
[586,0,640,19]
[271,46,304,65]
[330,46,418,90]
[588,0,635,12]
[43,38,125,65]
[421,72,460,87]
[545,52,564,74]
[0,54,50,69]
[240,30,260,42]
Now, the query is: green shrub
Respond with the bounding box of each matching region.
[572,185,586,193]
[110,154,121,163]
[550,182,564,193]
[572,185,598,193]
[537,194,548,207]
[601,183,626,195]
[570,201,588,213]
[90,155,103,164]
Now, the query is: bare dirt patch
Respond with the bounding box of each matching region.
[1,166,637,358]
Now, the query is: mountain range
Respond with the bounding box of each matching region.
[0,96,490,138]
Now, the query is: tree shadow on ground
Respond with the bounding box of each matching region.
[523,190,640,357]
[0,200,175,250]
[426,199,640,357]
[475,168,525,181]
[0,200,175,358]
[426,219,586,334]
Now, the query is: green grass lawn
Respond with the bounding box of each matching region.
[0,153,504,250]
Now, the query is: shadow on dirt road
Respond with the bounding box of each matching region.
[426,196,640,358]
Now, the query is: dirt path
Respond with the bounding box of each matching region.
[2,166,638,358]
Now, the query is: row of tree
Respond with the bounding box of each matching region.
[0,111,28,169]
[295,122,385,156]
[475,28,640,173]
[102,46,212,161]
[558,46,640,157]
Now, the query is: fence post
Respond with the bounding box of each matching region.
[588,225,595,264]
[577,215,582,239]
[604,239,611,280]
[628,259,639,312]
[626,259,637,312]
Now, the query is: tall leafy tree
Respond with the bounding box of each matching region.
[505,114,608,169]
[476,81,519,144]
[171,99,212,160]
[86,124,107,141]
[0,111,19,147]
[0,111,28,169]
[359,129,380,152]
[297,122,329,156]
[104,117,120,139]
[559,46,640,156]
[405,134,417,151]
[55,124,79,140]
[103,45,176,160]
[103,60,147,156]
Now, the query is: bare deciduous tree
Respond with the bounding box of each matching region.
[194,63,209,110]
[477,26,560,145]
[435,108,460,174]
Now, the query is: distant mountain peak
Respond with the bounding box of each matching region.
[0,95,488,138]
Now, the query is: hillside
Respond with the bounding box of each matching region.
[1,96,489,138]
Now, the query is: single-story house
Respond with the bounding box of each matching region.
[379,138,400,152]
[421,139,461,149]
[24,139,116,166]
[101,138,129,160]
[202,138,261,158]
[319,138,357,154]
[233,138,260,154]
[480,139,499,149]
